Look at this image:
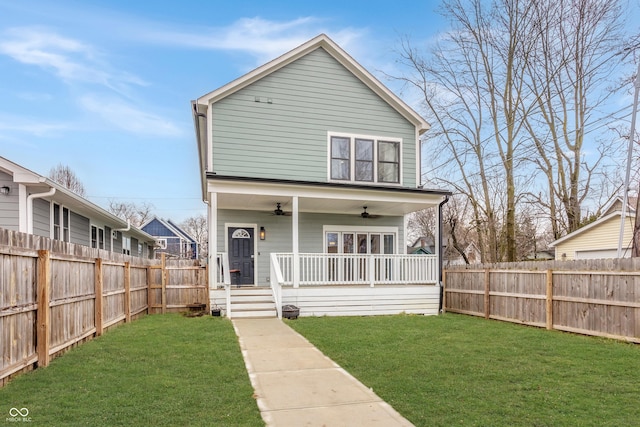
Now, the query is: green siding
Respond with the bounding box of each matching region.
[211,48,417,187]
[216,210,404,286]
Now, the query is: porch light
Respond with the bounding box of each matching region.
[260,226,266,240]
[0,186,9,195]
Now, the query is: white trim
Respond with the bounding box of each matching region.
[415,128,421,186]
[549,211,634,247]
[323,225,398,233]
[327,131,403,186]
[224,222,258,286]
[18,184,27,233]
[323,225,399,254]
[208,192,218,288]
[51,203,71,242]
[157,238,167,249]
[196,34,429,133]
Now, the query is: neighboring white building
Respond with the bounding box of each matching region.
[0,156,156,258]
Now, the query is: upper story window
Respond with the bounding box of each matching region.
[329,133,401,184]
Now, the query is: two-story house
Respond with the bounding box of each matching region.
[0,156,156,258]
[141,216,199,260]
[192,34,451,318]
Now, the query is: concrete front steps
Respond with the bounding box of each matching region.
[211,287,277,318]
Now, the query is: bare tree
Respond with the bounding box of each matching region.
[522,0,624,238]
[180,214,208,258]
[396,0,627,261]
[48,164,86,197]
[108,201,154,228]
[397,0,537,262]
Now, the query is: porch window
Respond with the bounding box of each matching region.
[328,231,395,254]
[329,133,401,184]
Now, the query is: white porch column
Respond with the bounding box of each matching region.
[208,191,218,289]
[292,196,300,288]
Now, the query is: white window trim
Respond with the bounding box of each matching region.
[327,131,403,186]
[323,225,399,254]
[90,224,105,249]
[157,238,167,250]
[51,203,71,242]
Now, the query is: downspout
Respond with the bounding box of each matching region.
[114,220,131,233]
[113,220,131,254]
[438,195,450,313]
[27,188,56,234]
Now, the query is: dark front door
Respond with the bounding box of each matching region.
[228,227,254,286]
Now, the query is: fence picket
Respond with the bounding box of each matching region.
[0,228,206,387]
[446,259,640,343]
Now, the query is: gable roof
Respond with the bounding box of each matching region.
[194,34,429,134]
[140,216,196,243]
[549,210,634,247]
[602,195,637,217]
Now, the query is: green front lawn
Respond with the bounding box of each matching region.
[0,314,263,427]
[287,313,640,427]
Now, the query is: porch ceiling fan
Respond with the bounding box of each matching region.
[361,206,380,219]
[272,202,292,216]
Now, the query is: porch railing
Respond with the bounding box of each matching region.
[274,253,438,286]
[270,253,284,319]
[215,252,232,317]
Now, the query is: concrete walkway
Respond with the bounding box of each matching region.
[232,318,414,427]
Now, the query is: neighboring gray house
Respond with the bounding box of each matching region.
[141,216,198,259]
[0,156,156,258]
[192,34,451,318]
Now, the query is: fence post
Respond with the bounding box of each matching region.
[484,268,491,319]
[95,258,103,337]
[204,263,210,314]
[124,261,131,323]
[37,250,51,367]
[161,253,167,314]
[546,269,553,330]
[146,265,152,314]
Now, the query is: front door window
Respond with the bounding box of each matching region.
[228,227,255,286]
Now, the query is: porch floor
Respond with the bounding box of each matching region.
[232,318,413,426]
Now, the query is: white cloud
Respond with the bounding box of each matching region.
[0,26,147,94]
[134,16,367,64]
[78,94,183,138]
[0,114,70,136]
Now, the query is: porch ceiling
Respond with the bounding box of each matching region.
[209,177,449,217]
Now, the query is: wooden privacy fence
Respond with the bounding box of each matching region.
[0,228,207,387]
[444,258,640,343]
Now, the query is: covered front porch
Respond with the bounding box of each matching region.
[206,175,449,318]
[213,251,440,318]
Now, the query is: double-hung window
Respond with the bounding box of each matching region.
[53,204,70,242]
[329,134,401,184]
[91,225,105,249]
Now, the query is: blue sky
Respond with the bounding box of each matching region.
[0,0,449,222]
